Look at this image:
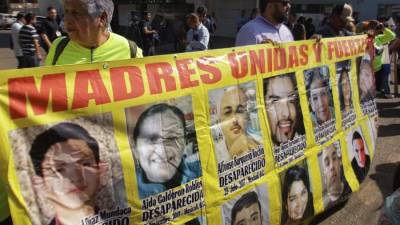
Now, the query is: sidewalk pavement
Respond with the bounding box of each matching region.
[0,30,399,225]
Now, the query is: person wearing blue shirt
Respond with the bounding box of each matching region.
[236,0,293,46]
[186,13,210,52]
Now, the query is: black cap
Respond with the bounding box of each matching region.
[16,12,25,20]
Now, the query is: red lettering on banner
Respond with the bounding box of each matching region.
[313,43,323,63]
[146,62,176,94]
[288,46,299,68]
[110,66,144,101]
[267,48,273,72]
[353,39,360,53]
[197,57,222,84]
[249,49,266,75]
[176,58,199,89]
[359,38,367,54]
[348,39,356,55]
[8,73,67,119]
[335,41,344,58]
[327,42,335,60]
[71,70,111,109]
[274,48,286,71]
[343,40,351,57]
[299,44,309,65]
[228,52,248,79]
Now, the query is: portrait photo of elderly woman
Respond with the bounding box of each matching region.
[10,114,125,225]
[305,66,335,127]
[126,98,201,199]
[209,82,263,162]
[281,165,314,225]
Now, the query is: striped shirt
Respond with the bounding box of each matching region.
[19,24,39,56]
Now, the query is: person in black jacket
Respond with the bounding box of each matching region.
[38,6,62,53]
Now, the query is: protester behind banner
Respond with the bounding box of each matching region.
[45,0,142,66]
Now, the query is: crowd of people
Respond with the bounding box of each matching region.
[2,0,400,224]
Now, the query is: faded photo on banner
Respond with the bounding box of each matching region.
[263,73,307,167]
[125,96,204,224]
[222,184,269,225]
[317,141,351,209]
[304,66,336,145]
[336,60,356,130]
[346,127,371,184]
[280,161,314,225]
[357,54,378,117]
[9,114,129,225]
[209,82,265,196]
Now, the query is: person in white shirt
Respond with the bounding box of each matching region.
[185,13,210,52]
[10,12,25,68]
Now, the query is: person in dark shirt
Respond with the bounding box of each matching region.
[317,3,354,37]
[305,18,315,39]
[285,11,297,31]
[141,11,157,56]
[39,6,61,53]
[19,13,41,68]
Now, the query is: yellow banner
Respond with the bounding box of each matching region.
[0,35,378,225]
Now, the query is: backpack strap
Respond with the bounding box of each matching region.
[52,37,70,65]
[128,40,138,58]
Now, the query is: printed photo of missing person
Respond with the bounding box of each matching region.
[346,128,371,184]
[304,66,336,127]
[336,60,353,115]
[9,114,126,225]
[222,184,269,225]
[318,141,351,209]
[357,54,376,103]
[209,82,263,163]
[263,73,305,147]
[125,96,201,199]
[280,162,314,225]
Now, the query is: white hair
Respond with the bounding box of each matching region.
[83,0,114,27]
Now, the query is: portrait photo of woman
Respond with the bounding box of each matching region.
[338,67,353,114]
[281,165,314,225]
